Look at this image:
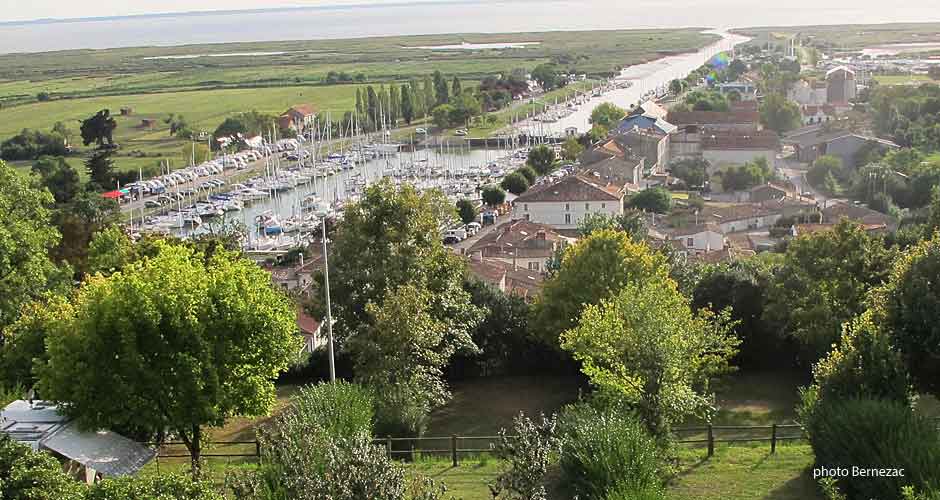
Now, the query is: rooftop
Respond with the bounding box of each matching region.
[514,175,623,203]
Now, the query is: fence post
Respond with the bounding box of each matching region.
[452,435,458,467]
[707,424,714,458]
[411,441,416,462]
[386,437,392,459]
[771,424,777,454]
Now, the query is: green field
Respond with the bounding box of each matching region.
[733,22,940,51]
[874,74,937,86]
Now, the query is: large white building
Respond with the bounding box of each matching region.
[512,175,625,230]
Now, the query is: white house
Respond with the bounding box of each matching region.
[670,223,725,254]
[512,175,624,229]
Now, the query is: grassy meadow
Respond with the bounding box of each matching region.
[734,22,940,51]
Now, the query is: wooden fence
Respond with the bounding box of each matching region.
[152,422,810,467]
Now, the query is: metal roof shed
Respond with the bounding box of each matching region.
[40,423,156,477]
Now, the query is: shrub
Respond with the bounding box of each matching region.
[0,434,84,500]
[517,165,537,185]
[490,413,559,500]
[88,474,222,500]
[797,311,912,426]
[804,398,940,500]
[501,172,530,195]
[558,405,665,500]
[626,187,672,214]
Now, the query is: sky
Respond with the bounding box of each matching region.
[0,0,452,22]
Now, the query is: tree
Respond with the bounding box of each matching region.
[456,198,477,224]
[561,136,584,161]
[355,284,477,436]
[0,161,62,330]
[669,157,709,189]
[693,258,783,368]
[326,180,480,350]
[684,90,730,112]
[431,104,454,129]
[401,86,415,124]
[760,92,801,133]
[451,76,462,98]
[878,235,940,400]
[722,158,773,191]
[527,145,556,175]
[764,220,896,366]
[531,63,561,91]
[87,225,138,276]
[626,187,672,214]
[0,296,72,390]
[31,156,80,204]
[534,229,670,345]
[578,212,646,241]
[50,190,121,276]
[422,76,435,117]
[482,186,506,207]
[80,109,118,148]
[433,70,449,106]
[589,102,626,130]
[669,79,685,95]
[500,172,530,195]
[561,277,738,437]
[0,128,69,161]
[38,243,301,476]
[516,165,538,185]
[85,149,115,189]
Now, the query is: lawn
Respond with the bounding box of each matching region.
[874,74,937,86]
[733,23,940,51]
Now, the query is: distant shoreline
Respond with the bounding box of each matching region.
[1,0,514,26]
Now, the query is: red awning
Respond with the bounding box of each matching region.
[101,190,123,199]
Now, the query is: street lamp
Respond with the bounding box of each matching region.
[318,209,336,383]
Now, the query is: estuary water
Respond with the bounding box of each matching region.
[2,0,940,54]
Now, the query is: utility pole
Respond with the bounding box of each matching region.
[321,215,336,382]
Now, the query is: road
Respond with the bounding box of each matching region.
[776,153,830,206]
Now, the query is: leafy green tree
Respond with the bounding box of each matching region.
[431,104,454,129]
[760,92,801,133]
[587,124,609,143]
[578,212,646,241]
[0,161,62,330]
[88,474,223,500]
[878,235,940,400]
[535,229,670,345]
[50,189,121,276]
[401,86,415,124]
[327,180,479,349]
[561,277,738,437]
[527,145,556,175]
[500,172,530,195]
[38,243,301,476]
[87,225,138,276]
[433,70,449,106]
[0,128,69,161]
[531,63,562,90]
[0,296,71,390]
[422,76,435,117]
[482,186,506,207]
[356,284,478,437]
[455,279,538,377]
[561,136,584,161]
[764,221,896,365]
[80,109,118,148]
[451,76,462,98]
[722,157,773,191]
[590,103,627,130]
[669,157,709,189]
[85,149,115,189]
[692,258,782,368]
[669,79,685,95]
[31,156,79,204]
[626,187,672,214]
[456,198,477,224]
[0,434,84,500]
[516,165,537,185]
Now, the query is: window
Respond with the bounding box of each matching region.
[528,261,540,271]
[686,237,694,247]
[601,203,606,209]
[585,203,590,210]
[565,213,572,225]
[524,204,528,211]
[565,203,570,211]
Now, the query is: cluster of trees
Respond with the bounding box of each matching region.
[0,125,71,161]
[871,83,940,151]
[759,92,801,133]
[626,186,673,214]
[669,54,748,96]
[499,145,557,195]
[720,156,775,191]
[477,71,530,111]
[669,157,709,189]
[324,70,366,84]
[673,89,730,112]
[213,110,278,148]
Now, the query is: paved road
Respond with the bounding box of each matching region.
[776,153,830,206]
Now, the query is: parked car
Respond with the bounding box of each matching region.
[466,222,482,235]
[415,128,427,134]
[445,228,467,241]
[455,129,468,136]
[144,200,162,208]
[443,235,460,245]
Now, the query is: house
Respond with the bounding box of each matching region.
[668,223,725,254]
[666,109,761,134]
[466,256,545,301]
[701,130,779,169]
[748,183,792,203]
[793,222,889,237]
[297,307,325,354]
[802,105,837,125]
[783,126,899,167]
[702,204,784,233]
[1,400,155,484]
[826,66,857,105]
[278,104,316,133]
[788,79,829,106]
[616,127,671,174]
[821,201,898,231]
[580,136,645,186]
[467,219,573,273]
[512,175,625,229]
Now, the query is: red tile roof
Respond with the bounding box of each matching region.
[514,175,624,203]
[666,110,760,126]
[701,130,780,150]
